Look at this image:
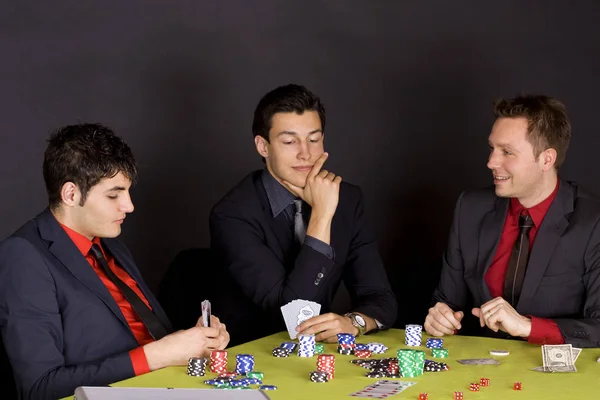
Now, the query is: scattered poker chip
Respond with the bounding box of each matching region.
[280,341,297,351]
[354,349,372,359]
[425,338,444,349]
[354,343,369,351]
[259,385,277,390]
[272,347,291,357]
[309,370,329,383]
[490,350,510,356]
[247,371,264,380]
[367,342,388,354]
[432,348,449,358]
[424,359,449,372]
[217,372,237,379]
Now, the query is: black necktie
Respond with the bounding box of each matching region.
[503,213,534,307]
[89,244,170,340]
[293,199,306,244]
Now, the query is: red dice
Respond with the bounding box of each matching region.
[514,382,523,390]
[480,377,490,386]
[418,393,428,400]
[469,383,480,391]
[453,391,464,400]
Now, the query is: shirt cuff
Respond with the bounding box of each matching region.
[527,316,565,345]
[129,347,151,376]
[304,236,334,260]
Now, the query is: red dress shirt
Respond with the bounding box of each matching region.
[60,223,153,375]
[484,181,564,344]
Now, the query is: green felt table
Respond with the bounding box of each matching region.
[63,329,600,399]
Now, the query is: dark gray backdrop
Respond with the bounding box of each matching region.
[1,1,599,327]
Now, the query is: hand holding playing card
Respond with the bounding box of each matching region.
[296,312,357,343]
[280,299,321,339]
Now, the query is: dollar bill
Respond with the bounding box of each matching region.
[541,344,577,373]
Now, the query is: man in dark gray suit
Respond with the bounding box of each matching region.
[425,95,600,348]
[210,84,397,344]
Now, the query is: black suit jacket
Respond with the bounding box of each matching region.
[432,180,600,347]
[0,209,171,399]
[210,171,397,343]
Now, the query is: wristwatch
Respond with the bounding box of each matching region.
[345,312,367,336]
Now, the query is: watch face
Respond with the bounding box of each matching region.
[355,315,366,327]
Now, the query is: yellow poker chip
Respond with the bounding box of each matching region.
[489,350,510,356]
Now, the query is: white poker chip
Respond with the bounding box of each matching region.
[490,350,510,356]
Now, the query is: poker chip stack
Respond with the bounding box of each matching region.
[387,359,400,377]
[187,357,208,376]
[298,334,316,357]
[210,350,228,374]
[396,349,425,377]
[425,338,444,349]
[337,333,356,355]
[404,324,423,347]
[432,348,449,358]
[316,354,336,380]
[367,342,388,354]
[314,343,325,354]
[309,370,329,383]
[272,347,292,357]
[235,354,255,375]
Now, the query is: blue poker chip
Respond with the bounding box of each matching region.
[354,344,369,351]
[260,385,277,390]
[280,342,297,351]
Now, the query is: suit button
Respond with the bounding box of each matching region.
[317,273,324,278]
[320,267,326,273]
[314,279,320,285]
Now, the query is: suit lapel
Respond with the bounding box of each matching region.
[477,197,509,302]
[517,181,573,310]
[38,209,129,330]
[253,175,295,261]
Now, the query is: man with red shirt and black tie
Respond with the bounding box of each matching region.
[425,95,600,348]
[0,124,229,400]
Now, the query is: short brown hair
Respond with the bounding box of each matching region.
[493,95,571,169]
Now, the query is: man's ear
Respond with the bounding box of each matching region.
[254,136,269,159]
[60,182,81,207]
[540,148,557,171]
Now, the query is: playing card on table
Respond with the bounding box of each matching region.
[280,299,321,339]
[457,358,500,365]
[349,380,417,398]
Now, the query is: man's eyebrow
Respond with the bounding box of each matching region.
[275,129,323,137]
[104,186,127,192]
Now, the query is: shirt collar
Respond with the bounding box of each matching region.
[509,180,560,227]
[58,221,101,256]
[261,169,297,218]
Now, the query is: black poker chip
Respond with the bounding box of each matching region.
[272,347,292,357]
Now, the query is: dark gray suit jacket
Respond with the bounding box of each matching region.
[0,209,171,399]
[432,180,600,348]
[210,171,397,343]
